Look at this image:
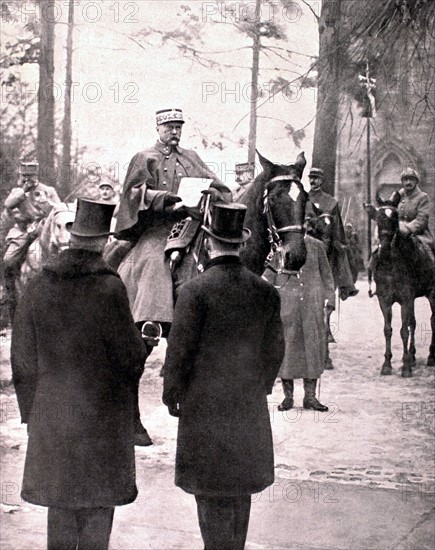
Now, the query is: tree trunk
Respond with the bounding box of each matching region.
[311,0,342,196]
[247,0,261,166]
[37,0,56,186]
[59,0,74,199]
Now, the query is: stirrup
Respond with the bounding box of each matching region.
[141,321,162,347]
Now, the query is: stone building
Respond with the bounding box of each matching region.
[331,6,434,255]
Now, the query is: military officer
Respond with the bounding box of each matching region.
[305,166,358,300]
[395,167,433,249]
[113,108,232,445]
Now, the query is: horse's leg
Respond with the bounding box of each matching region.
[409,306,416,366]
[400,301,413,378]
[379,298,393,375]
[133,335,154,446]
[427,290,435,367]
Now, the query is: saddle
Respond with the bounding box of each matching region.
[165,216,207,299]
[164,216,201,256]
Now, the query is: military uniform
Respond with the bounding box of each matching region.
[395,186,433,246]
[306,187,357,296]
[115,141,231,323]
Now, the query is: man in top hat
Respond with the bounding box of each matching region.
[112,109,231,443]
[11,198,146,550]
[163,203,285,549]
[305,166,358,300]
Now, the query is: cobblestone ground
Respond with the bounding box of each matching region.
[1,275,434,544]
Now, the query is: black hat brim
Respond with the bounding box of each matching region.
[202,225,251,243]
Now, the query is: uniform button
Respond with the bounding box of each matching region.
[300,283,303,286]
[165,156,170,159]
[300,297,304,301]
[163,181,167,185]
[178,173,183,177]
[164,168,168,171]
[176,162,179,166]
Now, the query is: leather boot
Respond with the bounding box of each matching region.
[303,379,328,412]
[278,379,294,411]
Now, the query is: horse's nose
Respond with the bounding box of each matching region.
[284,239,307,271]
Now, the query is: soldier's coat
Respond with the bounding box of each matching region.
[114,142,231,323]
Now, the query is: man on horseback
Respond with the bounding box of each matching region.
[2,162,60,322]
[305,167,359,301]
[114,108,231,445]
[395,167,434,252]
[115,108,231,339]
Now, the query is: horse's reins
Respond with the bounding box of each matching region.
[263,178,305,280]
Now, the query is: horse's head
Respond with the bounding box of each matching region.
[374,190,400,260]
[257,151,308,272]
[40,203,77,255]
[375,190,400,242]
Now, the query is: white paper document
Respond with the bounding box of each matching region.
[176,177,213,207]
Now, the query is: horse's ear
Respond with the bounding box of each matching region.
[390,191,401,207]
[256,150,274,176]
[294,151,306,177]
[375,190,385,206]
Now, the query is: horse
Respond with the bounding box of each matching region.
[371,191,435,377]
[120,151,309,444]
[239,151,308,276]
[18,203,76,294]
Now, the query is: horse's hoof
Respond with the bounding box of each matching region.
[401,368,413,378]
[380,365,392,375]
[427,356,435,367]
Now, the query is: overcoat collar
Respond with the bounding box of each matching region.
[43,249,119,280]
[154,141,182,155]
[205,255,242,271]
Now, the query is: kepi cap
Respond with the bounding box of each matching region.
[98,181,114,190]
[156,108,185,126]
[67,198,116,237]
[202,203,251,244]
[20,162,39,176]
[308,167,324,178]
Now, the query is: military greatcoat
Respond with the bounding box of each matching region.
[11,249,146,508]
[114,142,231,323]
[306,187,356,290]
[395,186,433,246]
[163,256,285,496]
[264,235,335,380]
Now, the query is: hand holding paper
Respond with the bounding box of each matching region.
[175,177,214,208]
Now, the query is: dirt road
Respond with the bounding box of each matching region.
[1,275,434,548]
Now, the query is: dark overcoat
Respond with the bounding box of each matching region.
[264,236,335,379]
[163,256,285,497]
[11,249,146,508]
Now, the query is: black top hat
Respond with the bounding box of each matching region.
[68,198,116,237]
[202,203,251,243]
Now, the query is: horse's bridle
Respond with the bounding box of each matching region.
[263,178,305,276]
